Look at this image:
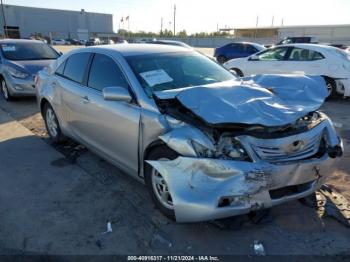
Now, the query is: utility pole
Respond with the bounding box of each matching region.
[173,4,176,36]
[271,16,274,27]
[160,17,163,35]
[254,16,259,39]
[1,0,7,38]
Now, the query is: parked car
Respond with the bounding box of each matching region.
[276,36,319,45]
[85,38,101,46]
[214,42,265,63]
[79,39,87,45]
[51,39,66,45]
[36,44,342,222]
[223,44,350,98]
[0,39,60,100]
[66,39,81,45]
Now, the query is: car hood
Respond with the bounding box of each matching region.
[154,74,328,127]
[7,60,55,75]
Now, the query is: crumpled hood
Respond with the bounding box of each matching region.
[7,60,55,75]
[154,74,328,127]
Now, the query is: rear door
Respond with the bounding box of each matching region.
[53,52,92,134]
[244,46,291,75]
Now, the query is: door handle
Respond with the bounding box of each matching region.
[81,95,90,104]
[51,82,57,88]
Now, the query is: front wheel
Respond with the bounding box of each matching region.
[1,79,12,101]
[217,55,227,64]
[43,103,65,143]
[145,145,179,220]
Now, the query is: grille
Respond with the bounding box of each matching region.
[251,132,322,163]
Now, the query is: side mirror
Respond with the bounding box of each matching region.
[59,52,63,56]
[102,86,132,102]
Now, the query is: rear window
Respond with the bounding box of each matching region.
[332,49,350,62]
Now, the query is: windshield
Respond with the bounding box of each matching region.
[126,52,235,93]
[1,42,59,61]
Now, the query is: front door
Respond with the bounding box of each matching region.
[245,46,291,76]
[73,53,141,174]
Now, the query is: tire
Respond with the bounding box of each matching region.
[217,55,227,64]
[324,77,337,99]
[43,103,64,143]
[144,145,179,220]
[1,78,12,101]
[230,68,244,77]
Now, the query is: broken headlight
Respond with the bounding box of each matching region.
[191,140,215,158]
[217,137,250,161]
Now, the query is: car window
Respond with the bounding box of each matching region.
[63,52,91,84]
[126,52,235,93]
[255,47,289,61]
[88,53,128,91]
[287,48,324,61]
[55,61,66,75]
[245,44,258,53]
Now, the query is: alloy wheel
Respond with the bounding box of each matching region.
[1,80,9,100]
[46,108,58,138]
[151,158,174,210]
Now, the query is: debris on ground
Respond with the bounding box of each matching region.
[316,185,350,227]
[253,240,266,256]
[102,221,113,234]
[151,232,173,248]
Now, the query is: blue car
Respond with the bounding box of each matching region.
[0,39,59,101]
[214,42,265,63]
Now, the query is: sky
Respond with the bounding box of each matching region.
[3,0,350,33]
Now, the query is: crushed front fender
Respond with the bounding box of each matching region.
[147,152,340,222]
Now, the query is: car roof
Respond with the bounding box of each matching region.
[86,43,192,56]
[0,39,44,44]
[280,43,339,52]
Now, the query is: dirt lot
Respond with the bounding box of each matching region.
[0,45,349,257]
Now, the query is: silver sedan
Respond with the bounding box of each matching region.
[36,44,343,222]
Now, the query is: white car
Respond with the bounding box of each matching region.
[51,39,66,45]
[223,44,350,97]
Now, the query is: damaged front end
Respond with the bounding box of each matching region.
[147,75,343,222]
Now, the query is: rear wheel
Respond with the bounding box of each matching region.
[230,68,244,77]
[145,145,179,220]
[324,77,337,99]
[1,79,12,101]
[43,103,64,143]
[217,55,227,64]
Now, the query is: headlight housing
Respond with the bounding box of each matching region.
[191,136,251,161]
[216,137,251,161]
[7,66,29,79]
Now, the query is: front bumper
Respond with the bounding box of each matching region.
[147,116,343,222]
[4,72,36,97]
[148,150,341,222]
